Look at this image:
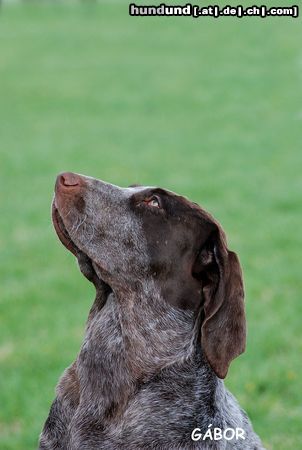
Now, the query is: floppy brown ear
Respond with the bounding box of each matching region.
[194,226,246,379]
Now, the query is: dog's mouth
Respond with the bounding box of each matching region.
[52,201,80,257]
[52,200,112,300]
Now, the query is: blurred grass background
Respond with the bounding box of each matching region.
[0,1,301,449]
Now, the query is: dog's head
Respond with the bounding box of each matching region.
[52,172,246,379]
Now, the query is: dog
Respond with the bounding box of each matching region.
[39,172,264,449]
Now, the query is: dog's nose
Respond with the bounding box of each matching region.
[59,172,80,187]
[56,172,84,193]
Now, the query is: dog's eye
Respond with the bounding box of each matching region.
[144,196,161,208]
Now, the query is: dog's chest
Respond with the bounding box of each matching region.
[67,373,216,450]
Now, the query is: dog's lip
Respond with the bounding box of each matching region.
[52,201,79,256]
[52,200,111,294]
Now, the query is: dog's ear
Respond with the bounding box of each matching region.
[193,223,246,379]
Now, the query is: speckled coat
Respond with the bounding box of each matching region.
[39,173,264,450]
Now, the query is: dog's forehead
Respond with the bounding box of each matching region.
[125,185,178,197]
[124,185,155,194]
[109,183,159,199]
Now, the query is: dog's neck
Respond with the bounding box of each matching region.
[76,283,212,419]
[117,283,201,376]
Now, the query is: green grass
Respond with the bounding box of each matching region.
[0,2,301,449]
